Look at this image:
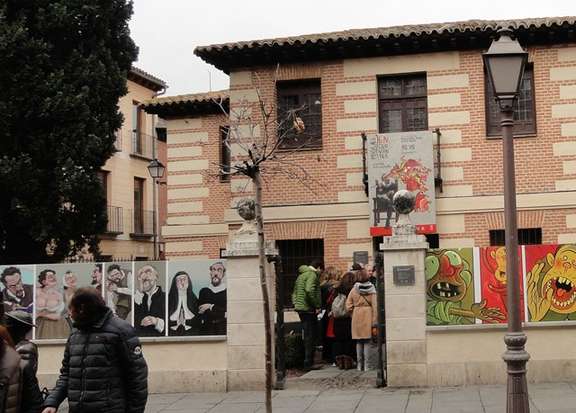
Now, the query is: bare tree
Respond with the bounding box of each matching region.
[210,73,320,413]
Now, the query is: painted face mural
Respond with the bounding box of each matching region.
[527,244,576,321]
[479,246,525,323]
[426,249,505,325]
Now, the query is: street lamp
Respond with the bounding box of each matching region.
[147,158,165,260]
[483,30,530,413]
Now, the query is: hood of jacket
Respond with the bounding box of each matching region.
[298,265,314,274]
[355,281,376,295]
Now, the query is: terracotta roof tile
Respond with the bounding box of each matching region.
[195,17,576,53]
[144,90,229,106]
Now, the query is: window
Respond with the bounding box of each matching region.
[277,239,324,307]
[378,74,428,133]
[485,65,536,136]
[133,178,145,234]
[97,171,109,205]
[132,101,144,154]
[277,79,322,149]
[489,228,542,246]
[220,126,231,182]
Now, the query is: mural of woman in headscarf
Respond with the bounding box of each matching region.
[168,271,199,336]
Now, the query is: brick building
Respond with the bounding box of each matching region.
[144,17,576,301]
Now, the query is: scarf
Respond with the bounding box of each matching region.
[354,281,376,295]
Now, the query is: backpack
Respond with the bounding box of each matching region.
[331,293,348,318]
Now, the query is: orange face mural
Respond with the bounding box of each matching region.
[479,246,525,323]
[527,244,576,321]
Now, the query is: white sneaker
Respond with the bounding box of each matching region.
[357,365,363,371]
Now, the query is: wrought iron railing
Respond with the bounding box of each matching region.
[105,205,123,234]
[114,130,122,152]
[131,130,155,159]
[128,208,154,236]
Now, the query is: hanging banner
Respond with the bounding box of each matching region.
[366,131,436,236]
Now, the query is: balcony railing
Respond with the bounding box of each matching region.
[114,130,122,152]
[131,130,155,160]
[104,205,123,234]
[128,209,154,237]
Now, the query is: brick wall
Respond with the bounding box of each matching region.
[163,45,576,272]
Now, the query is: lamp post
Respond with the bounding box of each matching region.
[147,158,165,260]
[483,30,530,413]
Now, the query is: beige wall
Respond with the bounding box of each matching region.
[427,325,576,385]
[37,340,228,393]
[100,79,159,259]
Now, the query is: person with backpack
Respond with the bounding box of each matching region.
[331,271,356,370]
[291,260,323,370]
[346,269,377,371]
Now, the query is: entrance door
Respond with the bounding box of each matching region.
[277,239,324,308]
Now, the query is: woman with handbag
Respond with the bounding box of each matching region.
[346,269,377,371]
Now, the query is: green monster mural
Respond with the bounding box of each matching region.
[426,249,505,325]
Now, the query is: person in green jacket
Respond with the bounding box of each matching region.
[292,260,323,369]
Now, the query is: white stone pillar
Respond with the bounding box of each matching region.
[225,229,277,390]
[381,225,429,386]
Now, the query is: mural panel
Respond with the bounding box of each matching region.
[426,248,504,325]
[35,263,99,339]
[0,265,35,314]
[133,261,166,337]
[479,246,525,323]
[103,262,133,322]
[525,244,576,321]
[167,260,227,336]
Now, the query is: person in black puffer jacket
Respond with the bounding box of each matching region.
[42,288,148,413]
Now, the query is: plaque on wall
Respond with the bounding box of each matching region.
[353,251,369,265]
[393,265,415,286]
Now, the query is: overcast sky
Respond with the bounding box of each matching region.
[129,0,574,96]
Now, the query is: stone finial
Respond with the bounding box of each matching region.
[236,198,257,235]
[392,190,416,235]
[393,189,415,215]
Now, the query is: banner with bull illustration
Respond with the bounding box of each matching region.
[426,245,576,326]
[366,131,436,236]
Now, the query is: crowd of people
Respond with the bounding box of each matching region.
[0,287,148,413]
[291,260,378,371]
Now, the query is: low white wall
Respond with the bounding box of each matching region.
[427,323,576,385]
[37,339,228,393]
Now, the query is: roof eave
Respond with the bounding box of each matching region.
[143,98,229,118]
[195,19,576,73]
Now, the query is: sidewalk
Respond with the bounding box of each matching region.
[122,382,574,413]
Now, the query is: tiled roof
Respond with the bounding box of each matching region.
[195,16,576,72]
[128,66,167,91]
[196,17,576,53]
[142,90,229,118]
[145,90,229,106]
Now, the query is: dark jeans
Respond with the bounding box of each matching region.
[298,311,317,368]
